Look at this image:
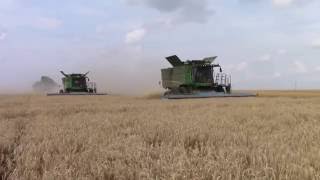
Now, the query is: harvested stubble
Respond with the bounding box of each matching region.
[256,90,320,98]
[1,93,320,179]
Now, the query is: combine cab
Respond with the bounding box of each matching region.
[47,71,107,96]
[161,55,255,99]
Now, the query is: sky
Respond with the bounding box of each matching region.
[1,0,320,94]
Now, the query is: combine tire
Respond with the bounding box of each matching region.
[179,86,192,94]
[226,85,232,94]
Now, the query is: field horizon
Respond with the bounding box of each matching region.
[2,89,320,96]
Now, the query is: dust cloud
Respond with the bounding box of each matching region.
[0,32,182,96]
[85,49,167,95]
[0,48,168,95]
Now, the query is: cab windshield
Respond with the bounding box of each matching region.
[193,66,214,83]
[72,77,87,88]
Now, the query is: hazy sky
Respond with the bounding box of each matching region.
[1,0,320,93]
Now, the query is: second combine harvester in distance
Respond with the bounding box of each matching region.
[161,55,255,99]
[47,71,107,96]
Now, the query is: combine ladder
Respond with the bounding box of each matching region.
[215,73,229,86]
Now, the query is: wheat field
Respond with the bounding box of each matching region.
[1,92,320,179]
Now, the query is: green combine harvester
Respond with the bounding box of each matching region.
[47,71,107,96]
[161,55,256,99]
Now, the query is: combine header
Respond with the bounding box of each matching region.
[161,55,255,99]
[47,71,107,96]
